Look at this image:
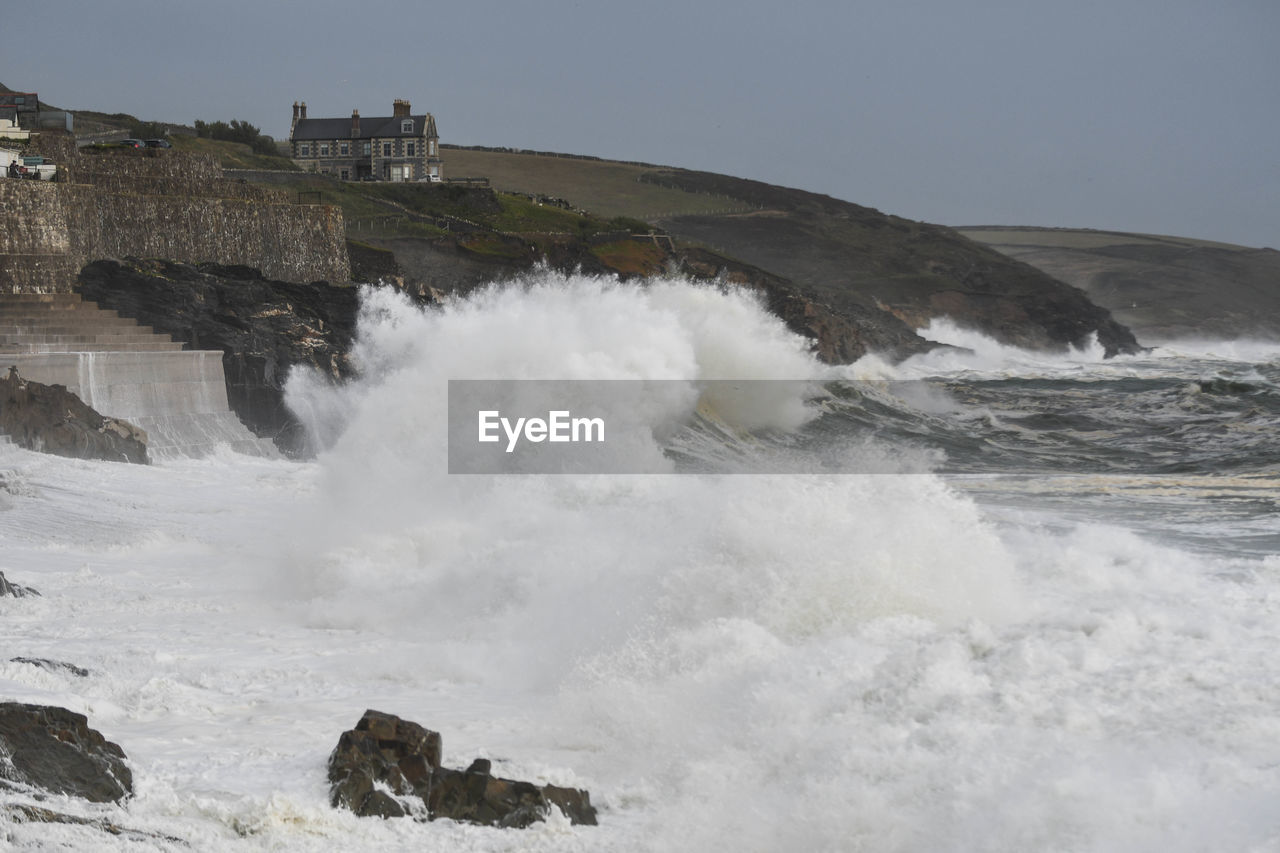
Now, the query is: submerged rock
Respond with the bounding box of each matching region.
[328,709,597,827]
[2,802,185,845]
[0,703,133,803]
[10,657,90,677]
[0,571,40,598]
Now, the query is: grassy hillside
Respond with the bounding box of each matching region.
[169,135,298,171]
[960,226,1280,340]
[441,147,757,220]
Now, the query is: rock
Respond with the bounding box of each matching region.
[0,703,133,803]
[0,368,148,464]
[2,802,186,845]
[0,570,40,598]
[328,708,441,819]
[327,709,597,827]
[10,657,90,677]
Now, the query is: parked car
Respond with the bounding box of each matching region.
[144,138,171,148]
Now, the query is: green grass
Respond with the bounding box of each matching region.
[440,148,757,221]
[252,172,642,239]
[169,136,300,171]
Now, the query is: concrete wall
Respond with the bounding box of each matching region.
[0,140,350,293]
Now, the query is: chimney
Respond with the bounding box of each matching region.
[393,99,411,118]
[300,101,307,119]
[351,109,360,137]
[291,101,300,136]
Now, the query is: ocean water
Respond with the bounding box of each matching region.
[2,270,1279,851]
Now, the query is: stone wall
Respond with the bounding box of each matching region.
[0,140,350,293]
[62,186,348,284]
[0,181,80,292]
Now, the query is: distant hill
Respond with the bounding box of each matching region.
[442,148,1137,354]
[959,227,1280,341]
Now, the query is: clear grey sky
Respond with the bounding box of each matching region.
[8,0,1278,248]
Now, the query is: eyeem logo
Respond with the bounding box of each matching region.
[478,410,605,453]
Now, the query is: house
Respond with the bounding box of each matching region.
[289,99,442,182]
[0,92,73,133]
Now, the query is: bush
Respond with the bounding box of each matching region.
[194,118,277,157]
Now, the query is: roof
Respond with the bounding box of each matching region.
[291,114,437,142]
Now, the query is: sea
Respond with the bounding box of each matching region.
[2,269,1279,851]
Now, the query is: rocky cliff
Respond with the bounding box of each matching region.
[640,169,1140,356]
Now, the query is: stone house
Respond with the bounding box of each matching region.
[289,99,442,182]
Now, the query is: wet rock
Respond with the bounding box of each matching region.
[10,657,89,677]
[2,802,186,845]
[328,708,441,819]
[0,571,39,597]
[328,709,597,827]
[0,367,148,464]
[0,703,133,802]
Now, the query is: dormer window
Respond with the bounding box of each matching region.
[401,119,414,134]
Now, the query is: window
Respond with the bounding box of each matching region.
[406,142,415,157]
[429,140,436,156]
[340,142,349,156]
[363,142,371,156]
[383,142,392,157]
[319,143,330,156]
[299,143,310,156]
[401,119,413,134]
[340,169,350,180]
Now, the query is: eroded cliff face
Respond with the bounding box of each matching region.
[77,259,359,455]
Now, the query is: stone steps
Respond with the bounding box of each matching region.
[0,293,182,354]
[1,341,185,353]
[0,323,161,335]
[1,333,177,345]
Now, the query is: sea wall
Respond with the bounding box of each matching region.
[0,181,81,292]
[0,141,349,293]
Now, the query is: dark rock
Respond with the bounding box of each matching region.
[347,239,404,287]
[0,367,148,464]
[10,657,89,677]
[2,802,186,844]
[0,703,133,803]
[0,571,40,598]
[327,709,440,818]
[327,709,597,827]
[77,258,359,456]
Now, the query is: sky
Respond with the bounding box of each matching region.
[6,0,1278,248]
